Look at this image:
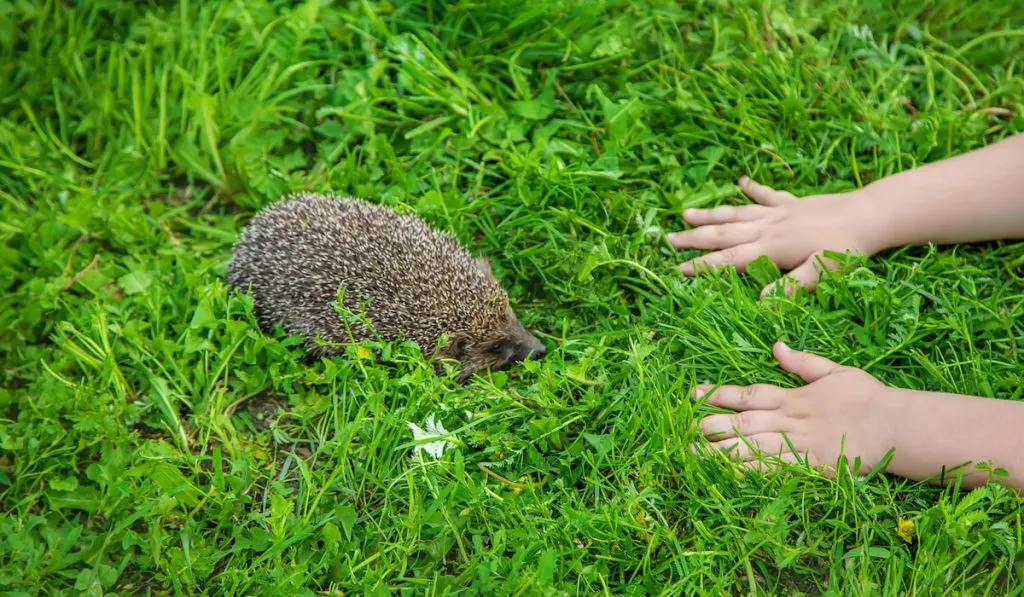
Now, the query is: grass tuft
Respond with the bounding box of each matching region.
[2,0,1023,594]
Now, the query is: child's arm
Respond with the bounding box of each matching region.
[883,387,1024,490]
[864,131,1024,249]
[667,132,1024,295]
[694,343,1024,491]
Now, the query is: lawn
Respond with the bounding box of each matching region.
[3,0,1024,594]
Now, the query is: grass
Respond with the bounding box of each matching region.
[2,0,1024,593]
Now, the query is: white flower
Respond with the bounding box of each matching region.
[407,414,457,459]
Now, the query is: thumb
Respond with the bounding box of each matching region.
[738,176,797,207]
[759,259,820,299]
[773,342,841,383]
[759,251,837,299]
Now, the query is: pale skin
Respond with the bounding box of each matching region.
[668,132,1024,491]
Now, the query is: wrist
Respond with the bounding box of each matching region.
[839,183,904,256]
[872,387,922,478]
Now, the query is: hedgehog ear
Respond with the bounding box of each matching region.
[475,257,496,281]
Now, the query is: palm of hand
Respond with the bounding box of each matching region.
[667,177,879,296]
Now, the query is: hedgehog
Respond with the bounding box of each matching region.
[226,193,546,382]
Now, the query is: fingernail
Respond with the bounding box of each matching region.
[777,341,791,352]
[691,385,709,398]
[679,262,693,275]
[738,175,750,186]
[683,208,695,217]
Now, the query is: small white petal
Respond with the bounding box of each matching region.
[407,414,457,460]
[425,415,447,436]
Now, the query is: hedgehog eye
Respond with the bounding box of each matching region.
[488,342,505,355]
[454,338,470,357]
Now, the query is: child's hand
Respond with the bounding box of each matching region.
[666,177,885,296]
[692,342,903,476]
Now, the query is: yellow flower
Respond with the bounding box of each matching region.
[248,443,270,461]
[896,517,916,543]
[356,346,372,359]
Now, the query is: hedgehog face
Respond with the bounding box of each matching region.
[440,258,546,383]
[447,308,546,383]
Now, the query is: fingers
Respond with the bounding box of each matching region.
[678,243,762,276]
[666,222,759,251]
[739,176,796,207]
[692,383,783,411]
[773,341,842,383]
[691,432,810,468]
[681,204,768,226]
[708,432,798,462]
[699,410,782,442]
[743,452,806,473]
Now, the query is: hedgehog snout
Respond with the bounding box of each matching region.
[521,335,546,360]
[494,337,545,370]
[504,327,546,365]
